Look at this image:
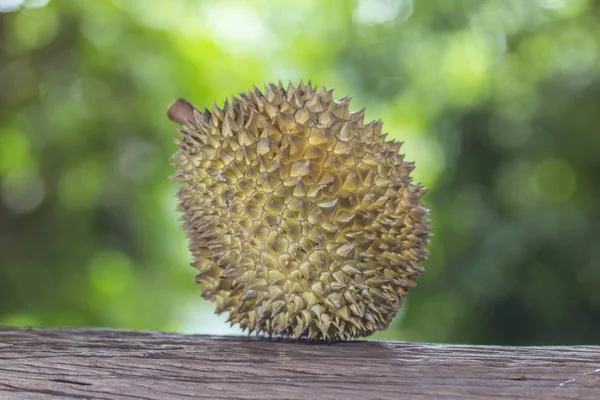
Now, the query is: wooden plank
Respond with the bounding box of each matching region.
[0,326,598,399]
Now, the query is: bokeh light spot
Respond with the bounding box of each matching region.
[452,185,492,233]
[532,158,577,203]
[354,0,412,25]
[57,161,103,209]
[494,160,538,210]
[2,170,44,213]
[401,135,445,189]
[0,314,39,326]
[24,0,50,7]
[540,0,566,9]
[87,250,134,296]
[0,128,31,173]
[13,2,58,50]
[202,1,275,54]
[117,139,159,182]
[442,31,492,105]
[0,0,22,13]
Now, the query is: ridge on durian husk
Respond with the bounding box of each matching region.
[171,81,431,342]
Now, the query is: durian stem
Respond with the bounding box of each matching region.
[167,98,197,126]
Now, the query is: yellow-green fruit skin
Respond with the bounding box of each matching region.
[172,81,431,341]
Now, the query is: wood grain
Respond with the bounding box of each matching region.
[0,326,598,399]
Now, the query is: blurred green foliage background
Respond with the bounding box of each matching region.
[1,0,599,345]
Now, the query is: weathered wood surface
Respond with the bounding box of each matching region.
[0,327,598,399]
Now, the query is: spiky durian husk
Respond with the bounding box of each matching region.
[171,81,430,341]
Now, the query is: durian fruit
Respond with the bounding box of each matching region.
[168,81,431,341]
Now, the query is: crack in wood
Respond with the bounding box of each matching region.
[49,379,92,386]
